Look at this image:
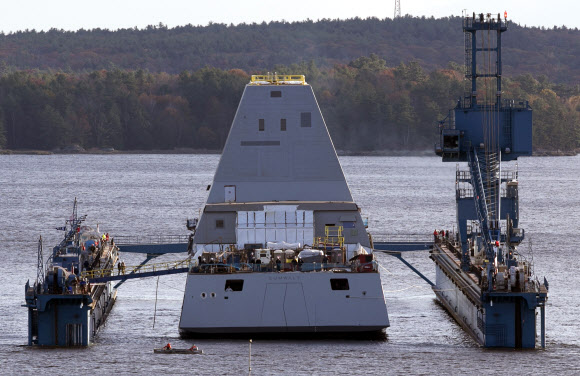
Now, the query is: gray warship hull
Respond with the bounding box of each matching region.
[178,75,389,337]
[179,271,388,336]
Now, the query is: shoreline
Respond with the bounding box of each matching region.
[0,148,577,157]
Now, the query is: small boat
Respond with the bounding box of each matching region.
[154,347,203,354]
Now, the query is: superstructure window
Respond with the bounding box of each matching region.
[270,91,282,97]
[330,279,349,290]
[259,119,265,131]
[280,119,287,131]
[300,112,311,127]
[216,219,224,228]
[225,280,244,291]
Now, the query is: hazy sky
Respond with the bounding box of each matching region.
[1,0,577,33]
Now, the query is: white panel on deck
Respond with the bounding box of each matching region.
[275,229,286,242]
[266,211,275,227]
[304,228,314,245]
[275,211,286,228]
[266,229,276,242]
[238,211,247,227]
[304,211,314,225]
[255,211,265,228]
[286,228,297,243]
[264,205,298,212]
[247,229,256,244]
[255,229,266,245]
[237,229,247,248]
[286,211,297,227]
[248,211,255,227]
[296,229,304,245]
[296,210,304,226]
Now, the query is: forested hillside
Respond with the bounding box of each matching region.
[2,16,580,84]
[1,58,578,153]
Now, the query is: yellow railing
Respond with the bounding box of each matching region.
[80,258,191,279]
[250,74,306,85]
[314,226,344,249]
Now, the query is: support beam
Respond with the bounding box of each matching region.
[379,251,434,287]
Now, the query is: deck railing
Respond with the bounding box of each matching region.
[113,234,190,245]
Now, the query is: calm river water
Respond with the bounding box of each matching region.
[0,154,578,375]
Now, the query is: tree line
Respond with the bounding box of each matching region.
[2,16,580,84]
[1,58,578,153]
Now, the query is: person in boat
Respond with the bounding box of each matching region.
[163,343,172,350]
[189,345,198,351]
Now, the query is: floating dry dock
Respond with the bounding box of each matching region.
[432,13,548,348]
[24,200,118,346]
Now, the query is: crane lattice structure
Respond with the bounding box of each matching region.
[36,236,44,287]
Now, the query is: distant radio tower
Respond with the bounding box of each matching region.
[394,0,401,18]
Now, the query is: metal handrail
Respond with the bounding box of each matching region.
[81,258,191,279]
[372,233,433,243]
[250,74,306,85]
[114,234,189,245]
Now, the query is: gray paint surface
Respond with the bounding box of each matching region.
[206,84,352,204]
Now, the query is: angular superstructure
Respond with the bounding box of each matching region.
[179,75,389,336]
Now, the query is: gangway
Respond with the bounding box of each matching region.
[81,258,191,283]
[114,235,190,254]
[104,233,436,286]
[372,233,435,286]
[373,233,434,252]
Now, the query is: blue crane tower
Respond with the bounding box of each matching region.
[435,12,532,291]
